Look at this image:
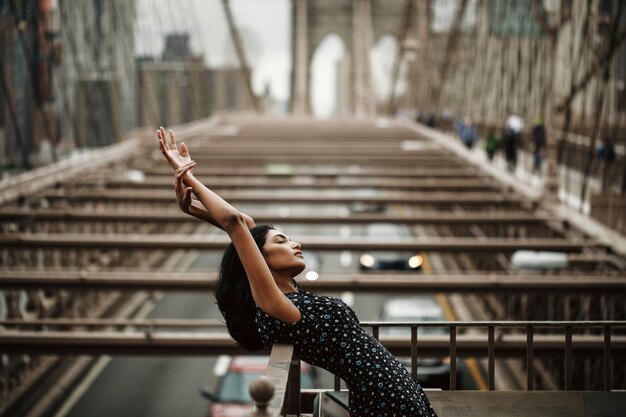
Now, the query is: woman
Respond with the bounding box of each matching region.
[157,128,438,417]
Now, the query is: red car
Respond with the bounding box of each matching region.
[201,355,318,417]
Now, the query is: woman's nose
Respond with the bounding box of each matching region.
[292,241,301,250]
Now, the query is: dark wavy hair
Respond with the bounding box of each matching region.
[214,224,273,351]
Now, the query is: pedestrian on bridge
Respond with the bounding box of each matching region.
[484,127,501,161]
[504,111,524,172]
[459,116,479,150]
[532,117,546,173]
[157,127,438,417]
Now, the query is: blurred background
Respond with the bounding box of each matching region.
[1,0,625,184]
[1,1,626,417]
[2,0,625,216]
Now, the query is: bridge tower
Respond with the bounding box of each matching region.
[290,0,409,116]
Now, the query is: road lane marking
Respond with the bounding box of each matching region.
[53,355,112,417]
[436,293,488,391]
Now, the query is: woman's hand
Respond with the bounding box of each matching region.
[174,161,196,213]
[240,212,256,229]
[157,127,193,172]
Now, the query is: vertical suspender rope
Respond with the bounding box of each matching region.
[386,0,414,115]
[0,46,29,169]
[221,0,261,114]
[7,0,57,161]
[579,1,623,210]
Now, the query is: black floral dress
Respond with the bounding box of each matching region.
[255,290,438,417]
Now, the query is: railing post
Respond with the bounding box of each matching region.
[449,325,457,390]
[604,325,612,391]
[564,326,573,391]
[247,377,274,417]
[411,325,418,382]
[526,325,534,391]
[284,357,301,416]
[259,343,295,416]
[488,325,495,391]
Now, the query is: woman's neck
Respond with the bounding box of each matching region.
[274,274,297,294]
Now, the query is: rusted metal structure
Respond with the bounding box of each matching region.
[1,116,625,416]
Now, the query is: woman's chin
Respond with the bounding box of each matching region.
[292,262,306,276]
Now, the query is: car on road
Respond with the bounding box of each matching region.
[358,223,424,272]
[347,188,386,214]
[201,355,318,417]
[380,296,453,388]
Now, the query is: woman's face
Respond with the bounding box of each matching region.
[262,229,306,277]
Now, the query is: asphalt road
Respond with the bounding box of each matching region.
[60,219,476,417]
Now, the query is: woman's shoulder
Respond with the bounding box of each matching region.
[285,289,334,305]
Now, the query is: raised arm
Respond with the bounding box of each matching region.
[173,161,255,230]
[158,129,301,324]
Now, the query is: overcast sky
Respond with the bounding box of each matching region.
[135,0,293,105]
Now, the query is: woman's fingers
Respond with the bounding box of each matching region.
[180,142,190,158]
[157,128,169,151]
[175,161,196,178]
[168,129,178,151]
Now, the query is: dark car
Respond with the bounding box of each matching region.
[358,223,424,271]
[347,188,386,214]
[201,355,318,417]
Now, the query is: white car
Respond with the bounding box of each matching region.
[380,296,453,388]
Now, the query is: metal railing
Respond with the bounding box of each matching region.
[246,344,301,417]
[2,320,624,416]
[2,321,624,367]
[1,270,624,292]
[249,320,626,416]
[356,321,626,392]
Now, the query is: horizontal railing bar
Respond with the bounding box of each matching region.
[170,137,433,144]
[1,271,622,292]
[0,209,548,224]
[190,141,431,147]
[147,154,457,162]
[32,190,526,204]
[139,167,482,177]
[196,132,418,139]
[161,159,464,168]
[187,140,432,147]
[0,318,225,328]
[1,331,624,357]
[68,178,493,191]
[0,233,588,252]
[177,147,447,154]
[361,320,626,327]
[3,319,625,329]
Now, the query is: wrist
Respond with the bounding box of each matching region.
[183,173,196,185]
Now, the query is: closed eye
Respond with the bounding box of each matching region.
[273,233,290,244]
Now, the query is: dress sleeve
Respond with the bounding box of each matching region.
[255,301,308,346]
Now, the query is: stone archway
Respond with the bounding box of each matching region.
[290,0,409,115]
